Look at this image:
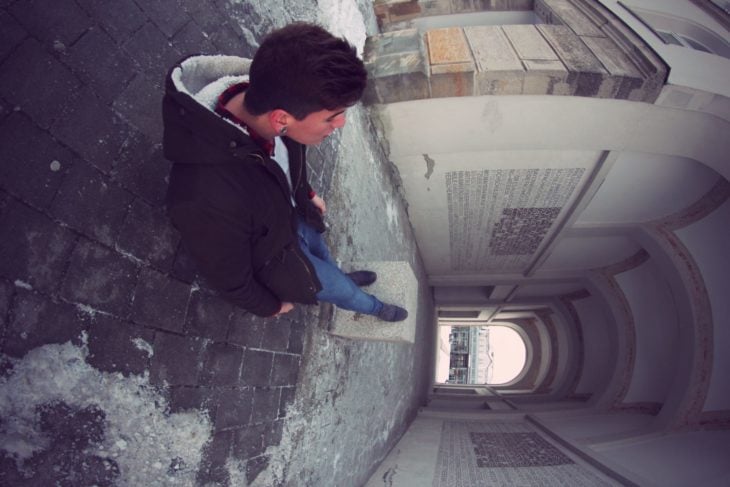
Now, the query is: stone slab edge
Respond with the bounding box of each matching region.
[329,261,417,343]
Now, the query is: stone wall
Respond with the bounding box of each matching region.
[0,1,433,486]
[364,0,668,104]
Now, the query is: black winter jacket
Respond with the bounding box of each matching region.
[162,55,324,317]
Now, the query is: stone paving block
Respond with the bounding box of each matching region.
[541,0,603,37]
[209,22,254,57]
[261,319,291,352]
[0,38,81,129]
[169,385,209,414]
[466,25,525,95]
[420,0,450,16]
[265,419,284,447]
[581,36,641,78]
[228,308,268,348]
[330,261,417,343]
[170,241,198,284]
[538,24,610,97]
[123,22,183,82]
[131,266,190,332]
[60,238,138,316]
[251,387,280,425]
[112,133,171,206]
[365,28,422,59]
[426,28,475,97]
[364,53,429,105]
[50,161,134,247]
[212,387,253,430]
[10,0,92,46]
[246,455,270,485]
[2,289,88,358]
[522,59,571,95]
[0,113,76,209]
[150,330,205,386]
[134,0,190,38]
[364,29,429,104]
[287,320,306,354]
[0,280,11,331]
[21,402,120,486]
[0,198,75,293]
[117,198,179,270]
[538,25,605,74]
[0,10,27,61]
[87,314,154,375]
[184,291,232,341]
[241,349,273,387]
[582,36,644,99]
[503,25,558,62]
[178,0,223,31]
[232,423,267,460]
[427,27,471,66]
[278,386,296,418]
[171,20,217,56]
[65,27,136,104]
[76,0,146,43]
[50,89,132,173]
[113,73,165,143]
[271,353,300,387]
[200,342,244,386]
[196,430,233,486]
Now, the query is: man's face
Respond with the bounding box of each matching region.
[286,107,347,145]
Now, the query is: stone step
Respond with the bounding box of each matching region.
[329,260,417,343]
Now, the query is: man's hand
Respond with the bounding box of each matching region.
[311,194,326,214]
[275,302,294,316]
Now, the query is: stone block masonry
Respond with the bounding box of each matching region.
[364,0,668,104]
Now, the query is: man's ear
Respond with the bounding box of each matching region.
[268,109,292,134]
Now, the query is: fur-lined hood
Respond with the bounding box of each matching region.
[162,55,263,165]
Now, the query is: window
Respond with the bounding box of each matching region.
[620,3,730,59]
[436,324,527,385]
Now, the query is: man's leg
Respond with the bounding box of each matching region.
[297,219,407,321]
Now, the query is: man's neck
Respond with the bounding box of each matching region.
[224,92,276,141]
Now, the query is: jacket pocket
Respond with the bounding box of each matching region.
[255,246,320,304]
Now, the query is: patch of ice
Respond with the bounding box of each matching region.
[0,337,211,486]
[13,280,32,290]
[132,338,154,358]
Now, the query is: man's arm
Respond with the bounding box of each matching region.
[170,202,282,317]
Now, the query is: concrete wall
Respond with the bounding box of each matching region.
[615,259,678,405]
[0,1,433,486]
[675,199,730,412]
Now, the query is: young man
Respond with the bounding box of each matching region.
[162,23,407,321]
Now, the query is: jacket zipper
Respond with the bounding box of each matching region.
[249,149,318,294]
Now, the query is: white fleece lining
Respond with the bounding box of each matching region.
[171,55,253,133]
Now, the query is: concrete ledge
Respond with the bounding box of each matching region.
[330,261,417,343]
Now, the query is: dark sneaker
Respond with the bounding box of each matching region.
[347,270,377,287]
[377,303,408,322]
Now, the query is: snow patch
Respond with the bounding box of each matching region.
[0,337,211,486]
[318,0,367,55]
[132,337,154,358]
[13,280,32,290]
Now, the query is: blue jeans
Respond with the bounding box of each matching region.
[296,218,383,315]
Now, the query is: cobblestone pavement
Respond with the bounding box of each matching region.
[0,1,432,486]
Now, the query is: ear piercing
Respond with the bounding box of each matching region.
[280,126,288,135]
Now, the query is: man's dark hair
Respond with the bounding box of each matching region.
[244,23,367,120]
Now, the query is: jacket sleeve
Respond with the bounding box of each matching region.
[169,201,281,317]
